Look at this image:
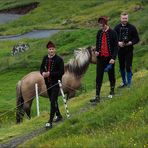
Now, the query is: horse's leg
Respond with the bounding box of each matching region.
[17,108,25,123]
[16,104,25,123]
[23,101,32,119]
[16,81,25,124]
[68,90,76,99]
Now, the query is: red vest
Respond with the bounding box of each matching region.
[100,32,110,57]
[48,58,52,72]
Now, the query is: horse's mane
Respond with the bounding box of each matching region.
[65,47,91,77]
[21,47,93,80]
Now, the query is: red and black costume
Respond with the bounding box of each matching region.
[95,27,118,98]
[40,52,64,126]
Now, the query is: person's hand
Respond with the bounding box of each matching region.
[95,51,99,56]
[125,41,132,46]
[118,41,124,47]
[109,59,115,64]
[42,72,50,78]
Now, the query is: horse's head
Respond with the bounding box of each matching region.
[86,46,97,64]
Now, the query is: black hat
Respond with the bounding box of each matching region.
[46,41,55,48]
[98,16,108,25]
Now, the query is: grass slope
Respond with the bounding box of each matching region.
[0,70,147,147]
[21,70,148,148]
[0,0,147,35]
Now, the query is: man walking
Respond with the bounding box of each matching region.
[90,16,118,103]
[114,12,139,88]
[40,41,64,128]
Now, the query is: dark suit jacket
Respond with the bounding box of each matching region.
[114,23,139,50]
[40,54,64,86]
[96,28,119,60]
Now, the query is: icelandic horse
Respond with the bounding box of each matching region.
[16,46,96,123]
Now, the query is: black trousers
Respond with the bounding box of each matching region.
[118,48,133,72]
[96,57,116,96]
[46,84,61,124]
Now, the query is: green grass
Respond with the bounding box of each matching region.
[20,70,148,148]
[0,0,146,35]
[0,0,147,127]
[0,70,147,147]
[0,0,147,147]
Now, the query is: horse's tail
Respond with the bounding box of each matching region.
[16,80,24,123]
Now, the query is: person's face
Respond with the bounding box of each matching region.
[99,23,106,30]
[120,15,128,25]
[48,47,56,56]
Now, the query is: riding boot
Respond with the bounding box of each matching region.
[127,71,132,87]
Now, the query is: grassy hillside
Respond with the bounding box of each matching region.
[0,70,147,147]
[0,0,147,147]
[0,0,147,35]
[21,70,148,148]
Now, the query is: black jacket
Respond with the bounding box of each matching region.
[40,54,64,86]
[114,23,139,50]
[96,28,118,60]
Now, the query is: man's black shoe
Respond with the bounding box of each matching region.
[53,116,63,122]
[45,122,52,129]
[90,96,100,103]
[110,90,115,95]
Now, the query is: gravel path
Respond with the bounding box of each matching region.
[0,102,96,148]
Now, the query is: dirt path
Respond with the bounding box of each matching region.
[0,127,46,148]
[0,102,97,148]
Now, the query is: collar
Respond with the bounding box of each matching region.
[48,54,56,59]
[102,26,109,32]
[121,23,129,27]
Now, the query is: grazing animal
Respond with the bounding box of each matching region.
[11,43,30,56]
[16,46,97,123]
